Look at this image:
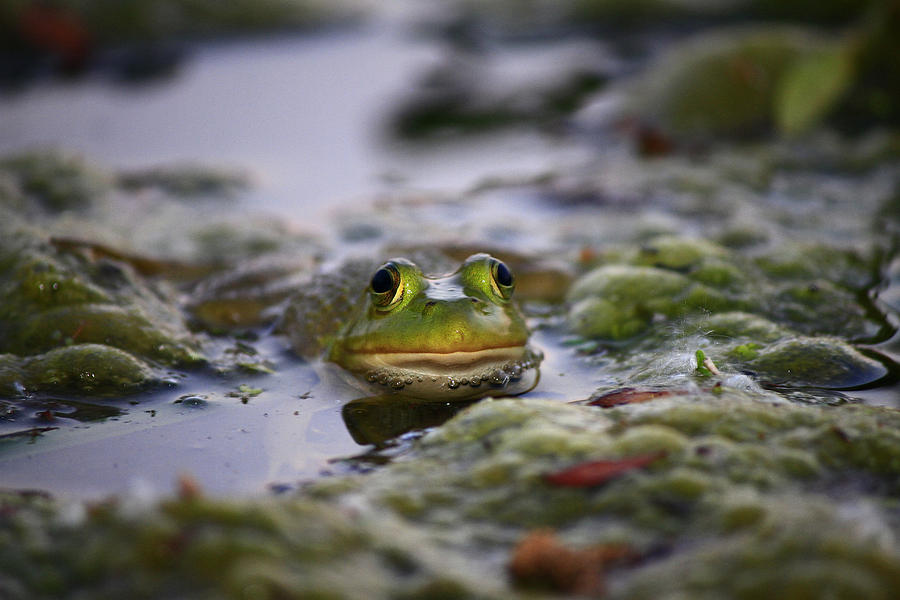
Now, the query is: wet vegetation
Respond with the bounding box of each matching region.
[1,0,900,598]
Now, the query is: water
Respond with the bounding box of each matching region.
[0,23,590,229]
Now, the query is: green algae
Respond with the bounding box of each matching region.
[0,152,112,213]
[566,264,726,340]
[2,344,154,397]
[746,338,888,389]
[5,392,900,597]
[0,151,329,399]
[0,223,202,366]
[117,165,251,199]
[0,491,501,600]
[564,220,894,392]
[0,166,206,397]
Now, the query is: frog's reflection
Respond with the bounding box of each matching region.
[341,395,479,447]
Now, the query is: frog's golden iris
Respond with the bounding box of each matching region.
[328,253,542,399]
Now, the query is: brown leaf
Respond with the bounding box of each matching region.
[177,474,203,500]
[544,452,666,488]
[19,4,93,70]
[509,529,635,596]
[587,387,682,408]
[636,125,675,157]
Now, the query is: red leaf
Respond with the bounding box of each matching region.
[544,452,666,488]
[19,4,93,70]
[587,387,682,408]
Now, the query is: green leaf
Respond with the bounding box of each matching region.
[695,349,712,377]
[775,41,856,135]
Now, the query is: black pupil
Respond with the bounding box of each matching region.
[495,262,513,287]
[371,267,395,294]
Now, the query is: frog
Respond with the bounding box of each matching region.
[281,253,543,400]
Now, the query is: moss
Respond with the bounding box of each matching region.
[696,312,785,344]
[688,258,749,288]
[730,342,762,360]
[746,337,888,388]
[4,391,900,597]
[754,243,876,290]
[11,304,198,365]
[21,344,155,396]
[0,152,112,213]
[622,497,900,599]
[769,281,880,339]
[117,165,250,198]
[0,209,204,398]
[635,235,729,270]
[566,254,751,342]
[568,296,654,339]
[566,265,698,339]
[564,219,892,392]
[0,220,202,369]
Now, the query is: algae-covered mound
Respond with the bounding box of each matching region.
[4,391,900,598]
[0,489,500,600]
[0,151,326,397]
[0,220,203,397]
[0,154,212,397]
[565,232,894,394]
[557,128,898,397]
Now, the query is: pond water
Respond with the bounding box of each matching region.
[0,21,591,228]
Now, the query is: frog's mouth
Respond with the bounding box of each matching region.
[362,345,527,371]
[339,344,543,399]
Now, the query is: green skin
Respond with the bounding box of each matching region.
[328,254,542,399]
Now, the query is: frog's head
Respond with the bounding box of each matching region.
[329,253,541,399]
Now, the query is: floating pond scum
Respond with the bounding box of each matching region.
[1,1,899,598]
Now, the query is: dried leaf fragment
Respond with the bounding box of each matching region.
[544,452,667,488]
[509,529,634,596]
[587,387,683,407]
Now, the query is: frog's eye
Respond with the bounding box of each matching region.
[490,259,514,300]
[370,263,403,307]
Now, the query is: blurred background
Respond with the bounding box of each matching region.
[2,0,897,226]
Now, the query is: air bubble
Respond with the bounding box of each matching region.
[489,369,509,386]
[175,394,208,408]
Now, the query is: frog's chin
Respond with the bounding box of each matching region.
[338,345,543,400]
